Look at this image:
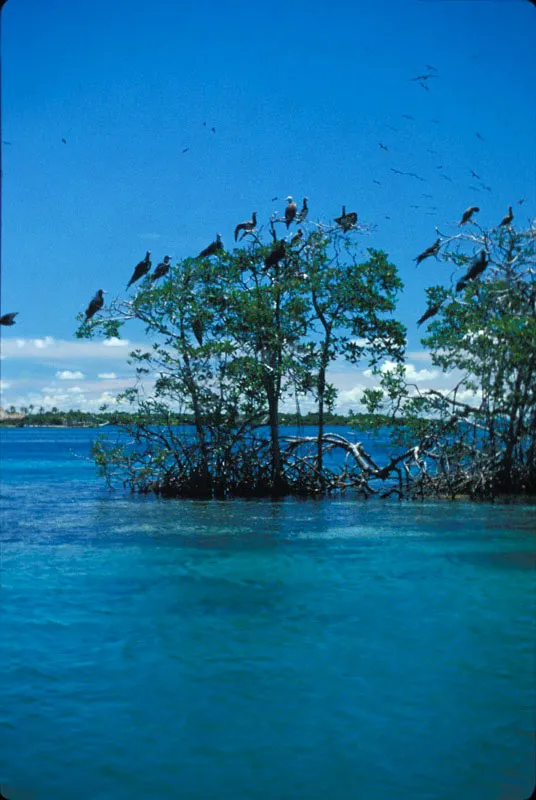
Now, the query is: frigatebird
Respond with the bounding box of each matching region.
[334,205,357,231]
[290,229,303,246]
[460,206,480,225]
[379,143,388,151]
[475,132,484,141]
[61,138,67,144]
[411,74,437,82]
[456,250,488,292]
[415,239,440,266]
[285,197,297,228]
[0,312,18,326]
[373,180,382,185]
[499,206,514,227]
[198,234,223,258]
[295,197,308,223]
[151,256,171,281]
[192,318,204,346]
[234,212,257,242]
[470,170,481,180]
[264,240,286,269]
[417,303,441,326]
[85,290,105,320]
[127,251,151,288]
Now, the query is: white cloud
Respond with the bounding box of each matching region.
[103,337,129,347]
[0,336,141,360]
[364,360,438,382]
[0,380,11,390]
[56,370,85,380]
[98,372,117,379]
[67,386,84,394]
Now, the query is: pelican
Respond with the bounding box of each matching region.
[417,304,441,326]
[456,250,488,292]
[264,240,286,269]
[0,312,17,326]
[85,290,105,320]
[127,251,151,288]
[460,206,480,225]
[285,197,297,228]
[415,239,441,265]
[198,234,223,258]
[234,212,257,242]
[499,206,513,227]
[151,256,171,281]
[334,205,358,231]
[295,197,308,224]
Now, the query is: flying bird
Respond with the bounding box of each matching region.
[379,142,388,151]
[85,290,105,320]
[127,251,151,288]
[151,256,171,281]
[211,127,216,133]
[271,196,278,201]
[182,147,189,153]
[417,303,442,326]
[295,197,308,223]
[285,196,297,228]
[234,211,257,241]
[334,205,358,231]
[470,170,481,180]
[61,138,67,144]
[198,234,223,258]
[373,180,382,185]
[499,206,514,227]
[192,318,204,346]
[475,132,484,141]
[460,206,480,225]
[426,64,438,72]
[264,240,286,269]
[402,114,415,120]
[422,193,433,199]
[411,74,437,82]
[415,239,440,266]
[0,312,18,326]
[440,174,453,183]
[456,250,488,292]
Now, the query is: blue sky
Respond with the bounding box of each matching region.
[1,0,535,412]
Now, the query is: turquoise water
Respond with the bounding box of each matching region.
[0,428,534,800]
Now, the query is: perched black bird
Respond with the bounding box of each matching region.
[0,311,18,326]
[264,240,286,269]
[198,234,223,258]
[417,303,441,326]
[234,211,257,241]
[127,251,151,288]
[295,197,308,223]
[456,250,488,292]
[334,205,358,231]
[285,196,297,228]
[415,239,440,265]
[85,290,105,320]
[151,256,171,281]
[499,206,514,227]
[460,206,480,225]
[290,229,303,246]
[192,318,204,346]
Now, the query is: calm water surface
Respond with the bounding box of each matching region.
[0,428,534,800]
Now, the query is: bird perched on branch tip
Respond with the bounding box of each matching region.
[151,256,171,281]
[414,239,440,265]
[460,206,479,225]
[127,251,151,288]
[85,290,105,320]
[285,197,297,228]
[234,212,257,242]
[198,234,223,259]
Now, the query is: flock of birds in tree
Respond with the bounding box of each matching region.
[414,205,515,326]
[80,197,358,326]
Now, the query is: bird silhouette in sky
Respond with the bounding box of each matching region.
[198,234,223,258]
[475,132,485,141]
[456,250,488,292]
[426,64,438,72]
[411,73,437,82]
[0,312,18,326]
[440,174,453,183]
[499,206,514,226]
[373,180,382,185]
[234,211,257,241]
[379,143,388,151]
[85,290,105,320]
[61,138,67,144]
[151,256,171,281]
[127,251,151,288]
[211,127,216,133]
[470,170,481,180]
[460,206,479,225]
[402,114,415,120]
[414,239,441,266]
[417,303,442,326]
